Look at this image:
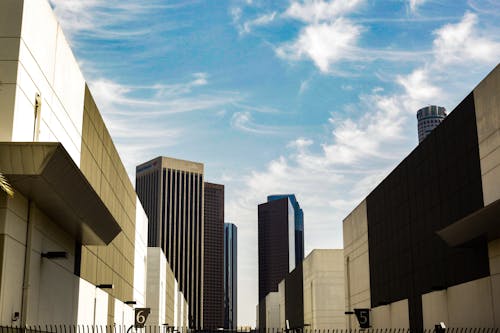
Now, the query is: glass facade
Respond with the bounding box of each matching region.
[267,194,305,266]
[224,223,238,329]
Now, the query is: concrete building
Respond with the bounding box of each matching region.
[417,105,447,142]
[136,157,204,328]
[224,223,237,329]
[258,250,345,331]
[343,64,500,330]
[203,182,224,329]
[0,0,148,326]
[267,195,304,267]
[146,248,188,330]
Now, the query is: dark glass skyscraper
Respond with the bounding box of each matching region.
[136,157,204,329]
[224,223,237,329]
[267,194,304,266]
[203,182,224,329]
[258,195,304,302]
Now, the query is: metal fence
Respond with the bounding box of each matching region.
[0,327,499,333]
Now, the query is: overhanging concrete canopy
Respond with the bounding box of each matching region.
[0,142,121,245]
[437,198,500,247]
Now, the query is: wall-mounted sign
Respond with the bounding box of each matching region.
[134,308,151,328]
[354,308,370,328]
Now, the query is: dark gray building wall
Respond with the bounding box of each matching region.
[203,182,224,329]
[258,197,291,302]
[285,263,304,329]
[366,93,489,332]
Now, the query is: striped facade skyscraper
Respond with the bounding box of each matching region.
[136,157,204,329]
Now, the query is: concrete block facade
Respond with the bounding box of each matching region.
[342,64,500,330]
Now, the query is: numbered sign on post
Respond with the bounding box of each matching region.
[354,308,370,328]
[135,308,151,328]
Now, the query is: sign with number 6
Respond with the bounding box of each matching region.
[135,308,151,328]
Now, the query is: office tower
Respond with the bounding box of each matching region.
[224,223,238,329]
[267,194,304,266]
[136,157,204,329]
[203,182,224,329]
[258,195,302,302]
[417,105,447,142]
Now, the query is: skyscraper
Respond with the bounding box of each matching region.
[258,195,303,302]
[267,194,304,266]
[417,105,447,142]
[224,223,238,329]
[136,157,204,328]
[203,182,224,329]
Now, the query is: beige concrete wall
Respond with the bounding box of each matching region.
[265,292,281,330]
[489,239,500,327]
[0,190,118,326]
[80,86,138,308]
[303,249,345,329]
[422,290,449,330]
[371,299,408,329]
[422,277,496,329]
[134,200,148,307]
[147,248,167,326]
[342,200,370,329]
[473,64,500,206]
[7,0,85,164]
[278,280,286,329]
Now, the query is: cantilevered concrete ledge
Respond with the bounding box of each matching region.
[437,198,500,247]
[0,142,121,245]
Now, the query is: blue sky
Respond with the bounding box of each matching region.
[49,0,500,326]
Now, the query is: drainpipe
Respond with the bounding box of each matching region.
[20,200,34,327]
[346,256,351,330]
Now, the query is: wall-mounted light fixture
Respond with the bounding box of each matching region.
[97,284,114,289]
[125,301,136,305]
[41,251,67,259]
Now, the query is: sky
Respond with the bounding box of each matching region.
[47,0,500,327]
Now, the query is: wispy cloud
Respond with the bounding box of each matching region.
[48,0,173,40]
[408,0,427,13]
[240,12,277,34]
[230,111,287,135]
[284,0,365,23]
[86,74,243,176]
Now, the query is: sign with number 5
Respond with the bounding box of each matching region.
[135,308,151,328]
[354,308,370,328]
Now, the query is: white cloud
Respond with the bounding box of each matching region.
[276,19,362,73]
[285,0,365,23]
[241,12,277,34]
[48,0,169,40]
[432,12,500,65]
[230,111,285,135]
[408,0,427,13]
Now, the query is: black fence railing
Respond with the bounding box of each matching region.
[0,327,498,333]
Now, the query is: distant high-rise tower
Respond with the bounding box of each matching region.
[267,194,304,266]
[203,182,224,329]
[136,157,204,329]
[258,195,303,301]
[224,223,238,329]
[417,105,447,142]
